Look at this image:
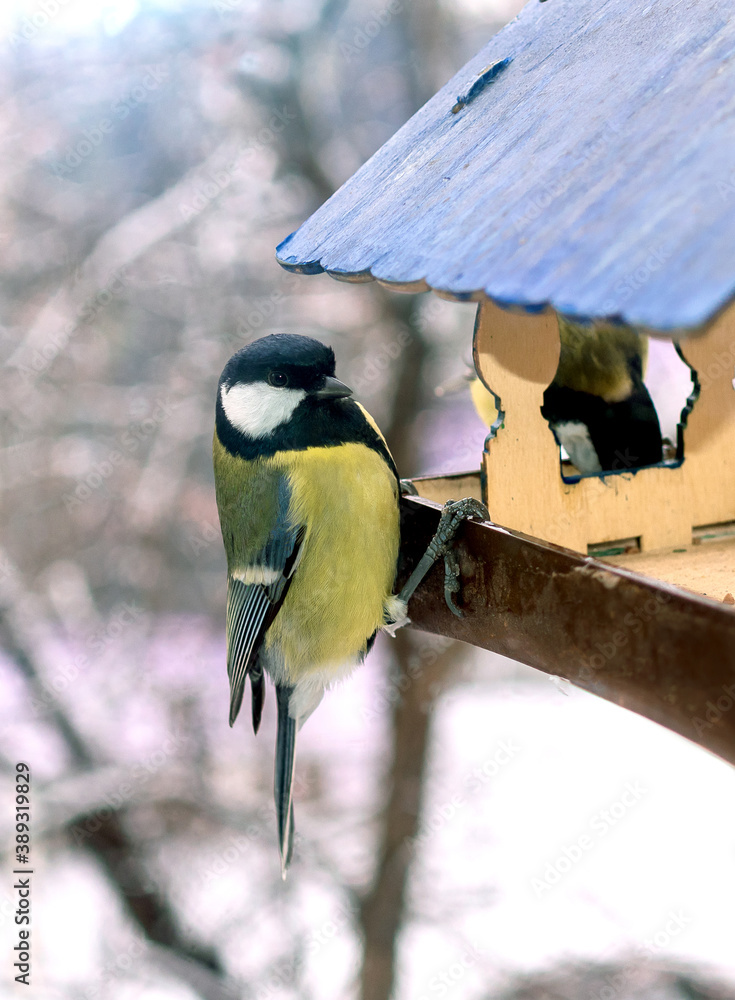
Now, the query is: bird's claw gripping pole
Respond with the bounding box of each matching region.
[397,496,490,618]
[443,547,463,616]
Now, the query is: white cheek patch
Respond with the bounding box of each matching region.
[553,420,602,474]
[221,382,306,438]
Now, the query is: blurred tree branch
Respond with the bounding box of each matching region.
[359,629,460,1000]
[0,560,228,986]
[6,138,237,373]
[0,2,487,995]
[237,2,471,995]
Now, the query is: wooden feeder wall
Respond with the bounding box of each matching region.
[414,299,735,605]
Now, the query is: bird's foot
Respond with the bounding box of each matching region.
[443,546,463,618]
[397,496,489,615]
[382,595,410,637]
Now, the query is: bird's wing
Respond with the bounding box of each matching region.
[226,476,305,728]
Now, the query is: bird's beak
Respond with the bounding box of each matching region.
[312,376,353,400]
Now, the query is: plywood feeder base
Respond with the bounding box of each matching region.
[411,471,735,606]
[606,536,735,605]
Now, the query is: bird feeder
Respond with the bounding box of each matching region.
[276,0,735,764]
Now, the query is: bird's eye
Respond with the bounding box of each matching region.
[268,371,289,388]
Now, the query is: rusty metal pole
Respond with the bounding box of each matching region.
[399,494,735,766]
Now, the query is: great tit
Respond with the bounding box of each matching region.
[213,334,407,873]
[540,318,663,474]
[467,317,663,475]
[213,334,488,875]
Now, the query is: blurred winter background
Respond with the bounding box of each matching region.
[0,1,733,998]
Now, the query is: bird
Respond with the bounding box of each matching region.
[540,318,663,474]
[213,333,486,875]
[464,318,663,475]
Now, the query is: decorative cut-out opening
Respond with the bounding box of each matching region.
[542,318,697,483]
[692,520,735,545]
[670,342,700,461]
[588,536,641,558]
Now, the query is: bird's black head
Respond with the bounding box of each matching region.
[220,334,340,395]
[216,334,355,457]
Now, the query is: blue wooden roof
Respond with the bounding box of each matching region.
[276,0,735,334]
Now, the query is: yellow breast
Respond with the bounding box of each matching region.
[265,443,400,678]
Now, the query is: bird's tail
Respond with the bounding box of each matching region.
[275,683,297,877]
[250,661,265,734]
[229,656,265,734]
